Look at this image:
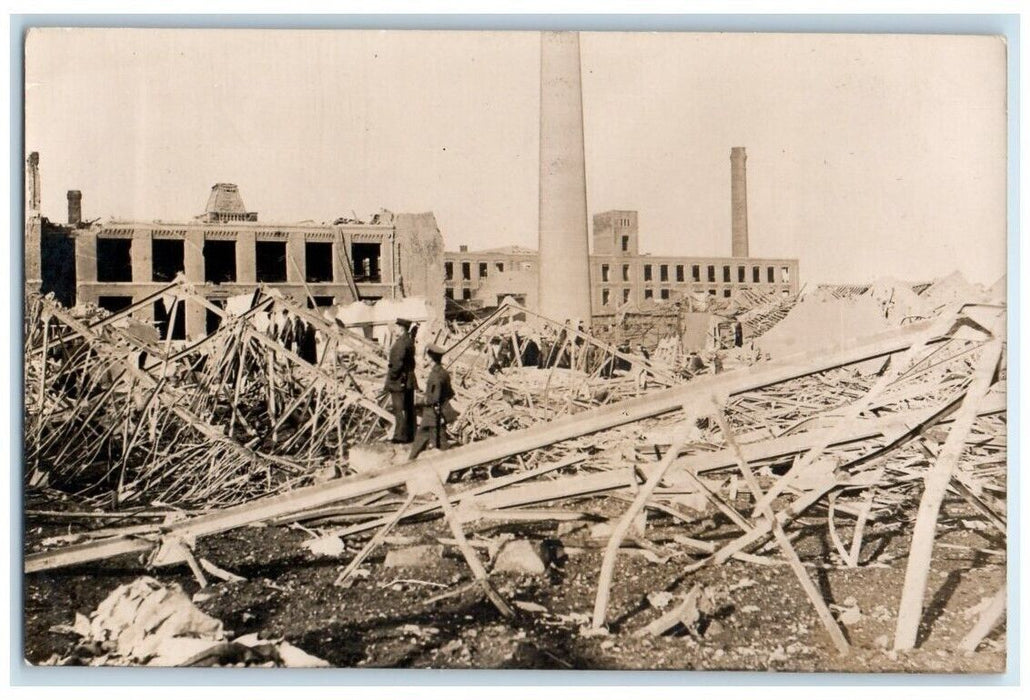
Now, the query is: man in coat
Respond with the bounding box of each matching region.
[409,343,456,460]
[384,318,417,443]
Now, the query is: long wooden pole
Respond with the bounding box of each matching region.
[893,339,1003,650]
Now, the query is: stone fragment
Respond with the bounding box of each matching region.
[383,544,443,569]
[492,540,546,575]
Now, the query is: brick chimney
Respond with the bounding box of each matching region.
[731,147,749,258]
[537,31,592,323]
[67,190,82,226]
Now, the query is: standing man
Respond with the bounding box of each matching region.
[409,343,456,460]
[385,318,417,443]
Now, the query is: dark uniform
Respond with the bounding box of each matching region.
[385,320,417,443]
[409,350,455,460]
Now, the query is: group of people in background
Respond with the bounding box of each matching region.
[271,309,318,364]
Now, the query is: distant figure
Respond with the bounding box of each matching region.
[409,343,457,460]
[487,336,503,374]
[688,351,706,374]
[278,310,295,351]
[521,335,540,367]
[384,318,418,443]
[299,321,318,364]
[734,321,744,348]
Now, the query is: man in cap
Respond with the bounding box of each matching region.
[384,318,417,443]
[409,343,457,460]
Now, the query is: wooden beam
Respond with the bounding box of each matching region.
[893,339,1003,650]
[958,584,1006,652]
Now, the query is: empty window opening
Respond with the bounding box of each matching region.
[351,242,381,283]
[154,298,186,340]
[781,266,791,283]
[676,265,684,282]
[622,264,631,282]
[723,289,732,298]
[204,240,237,284]
[708,288,717,296]
[98,296,133,315]
[206,298,225,335]
[660,264,669,282]
[692,265,701,282]
[738,266,746,283]
[644,288,654,299]
[722,265,731,283]
[602,289,611,306]
[707,265,716,283]
[96,238,132,282]
[644,265,653,282]
[445,288,454,300]
[601,264,610,282]
[622,289,630,303]
[495,262,504,272]
[479,262,488,278]
[660,289,670,300]
[445,262,454,280]
[621,235,629,252]
[753,266,761,283]
[461,261,471,280]
[767,266,775,283]
[462,288,472,300]
[308,295,335,308]
[255,241,287,283]
[306,242,334,283]
[152,239,184,282]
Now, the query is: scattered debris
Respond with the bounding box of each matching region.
[43,576,327,667]
[23,279,1007,669]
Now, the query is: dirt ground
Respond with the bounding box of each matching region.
[22,495,1006,673]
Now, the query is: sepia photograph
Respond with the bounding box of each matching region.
[20,25,1008,673]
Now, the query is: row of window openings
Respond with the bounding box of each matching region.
[444,288,474,301]
[95,295,338,341]
[444,260,790,285]
[95,239,384,285]
[445,261,506,281]
[601,263,790,284]
[600,286,788,306]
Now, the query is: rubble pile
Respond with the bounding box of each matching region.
[26,293,1006,658]
[24,281,393,508]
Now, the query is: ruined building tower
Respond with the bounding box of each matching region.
[731,147,749,258]
[537,31,592,323]
[67,190,82,226]
[27,151,40,214]
[25,152,42,289]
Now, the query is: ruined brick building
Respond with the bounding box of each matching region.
[444,148,800,320]
[25,154,445,339]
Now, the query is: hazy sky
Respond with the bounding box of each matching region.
[25,29,1007,285]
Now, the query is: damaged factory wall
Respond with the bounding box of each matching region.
[395,212,445,332]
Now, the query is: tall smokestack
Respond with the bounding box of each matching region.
[731,147,749,258]
[67,190,82,226]
[537,31,592,323]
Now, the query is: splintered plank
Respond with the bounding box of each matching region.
[892,339,1003,650]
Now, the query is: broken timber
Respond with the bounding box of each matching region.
[25,314,958,574]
